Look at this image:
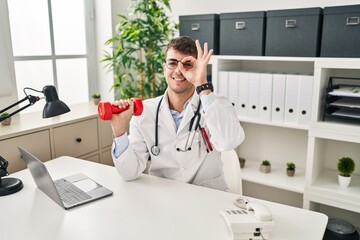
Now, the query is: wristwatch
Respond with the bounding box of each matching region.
[196,82,213,94]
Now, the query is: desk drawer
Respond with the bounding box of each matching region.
[99,120,113,148]
[53,118,99,157]
[0,130,51,173]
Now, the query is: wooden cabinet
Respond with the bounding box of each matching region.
[99,120,113,149]
[53,118,99,158]
[211,56,360,228]
[0,102,114,173]
[0,130,51,173]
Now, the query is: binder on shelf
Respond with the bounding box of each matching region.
[298,75,314,125]
[284,74,300,124]
[259,73,273,122]
[248,73,261,119]
[238,72,250,118]
[271,74,286,123]
[228,71,239,111]
[218,71,229,97]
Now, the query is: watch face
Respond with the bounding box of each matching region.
[327,219,355,234]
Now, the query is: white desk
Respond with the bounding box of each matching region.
[2,157,328,240]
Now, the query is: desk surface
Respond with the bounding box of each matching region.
[2,157,327,240]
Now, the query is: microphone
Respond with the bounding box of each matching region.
[97,98,143,120]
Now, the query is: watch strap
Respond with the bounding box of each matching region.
[196,82,213,94]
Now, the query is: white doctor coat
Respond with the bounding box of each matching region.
[112,91,245,191]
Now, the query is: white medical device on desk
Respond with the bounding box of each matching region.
[220,197,275,240]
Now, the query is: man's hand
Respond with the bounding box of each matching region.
[109,99,134,138]
[178,40,213,88]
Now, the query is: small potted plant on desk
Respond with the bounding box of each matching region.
[337,157,355,188]
[286,162,296,177]
[92,93,101,106]
[1,112,12,126]
[260,160,271,173]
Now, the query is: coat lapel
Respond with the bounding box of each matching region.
[177,93,200,134]
[158,95,177,135]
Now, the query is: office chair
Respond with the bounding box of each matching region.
[143,160,151,174]
[221,149,242,195]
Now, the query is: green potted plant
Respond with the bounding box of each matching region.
[1,112,11,126]
[239,157,246,168]
[260,160,271,173]
[92,93,101,105]
[286,162,296,177]
[337,157,355,188]
[103,0,178,100]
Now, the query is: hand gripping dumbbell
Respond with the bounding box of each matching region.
[97,98,143,120]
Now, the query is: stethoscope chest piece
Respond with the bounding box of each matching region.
[151,145,160,156]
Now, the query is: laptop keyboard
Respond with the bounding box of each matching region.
[54,179,92,206]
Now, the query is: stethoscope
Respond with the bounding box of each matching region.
[151,96,202,156]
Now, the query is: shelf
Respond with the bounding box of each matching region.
[239,117,309,130]
[241,160,306,194]
[305,170,360,213]
[315,58,360,69]
[309,123,360,143]
[212,55,317,62]
[212,55,360,218]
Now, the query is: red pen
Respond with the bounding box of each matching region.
[201,127,213,151]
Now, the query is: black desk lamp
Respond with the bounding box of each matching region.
[0,85,70,196]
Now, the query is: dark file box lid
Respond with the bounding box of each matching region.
[267,7,323,17]
[179,14,219,21]
[220,11,265,20]
[324,4,360,14]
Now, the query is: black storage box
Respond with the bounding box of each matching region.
[219,11,266,56]
[321,4,360,57]
[265,7,323,57]
[179,14,220,54]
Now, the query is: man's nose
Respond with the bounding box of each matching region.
[173,63,182,73]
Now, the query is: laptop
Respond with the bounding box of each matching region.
[18,147,113,209]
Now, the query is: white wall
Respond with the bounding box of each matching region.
[94,0,114,102]
[113,0,360,24]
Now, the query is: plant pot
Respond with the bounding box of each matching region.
[93,98,101,106]
[286,169,295,177]
[338,175,351,188]
[239,158,246,168]
[260,164,271,173]
[1,117,11,126]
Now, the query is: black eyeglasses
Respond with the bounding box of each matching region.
[165,59,193,70]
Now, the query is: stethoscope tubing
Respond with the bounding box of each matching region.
[151,96,201,156]
[151,97,163,156]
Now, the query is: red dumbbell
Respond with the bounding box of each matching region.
[97,98,143,120]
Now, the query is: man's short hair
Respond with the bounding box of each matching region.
[165,36,197,58]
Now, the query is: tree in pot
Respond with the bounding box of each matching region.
[286,162,296,177]
[260,160,271,173]
[103,0,178,100]
[337,157,355,188]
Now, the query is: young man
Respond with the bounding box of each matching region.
[110,36,244,191]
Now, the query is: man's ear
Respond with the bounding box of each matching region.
[163,62,166,73]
